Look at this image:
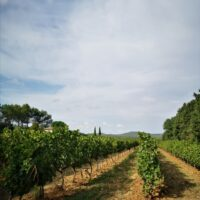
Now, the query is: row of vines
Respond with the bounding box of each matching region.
[137,133,200,199]
[0,127,138,199]
[160,140,200,169]
[137,132,164,198]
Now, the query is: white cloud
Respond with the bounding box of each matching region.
[0,0,8,5]
[0,0,200,133]
[116,124,123,128]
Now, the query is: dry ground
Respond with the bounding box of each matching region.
[159,149,200,200]
[63,151,144,200]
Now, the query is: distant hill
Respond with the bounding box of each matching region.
[102,131,162,138]
[118,131,138,138]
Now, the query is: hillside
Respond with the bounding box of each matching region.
[103,131,162,138]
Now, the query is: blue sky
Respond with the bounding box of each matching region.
[0,0,200,133]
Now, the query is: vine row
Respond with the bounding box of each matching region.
[0,127,138,199]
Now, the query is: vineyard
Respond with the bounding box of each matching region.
[0,92,200,200]
[1,129,199,200]
[0,127,138,200]
[1,0,200,199]
[159,140,200,169]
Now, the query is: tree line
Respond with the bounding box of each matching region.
[163,90,200,142]
[0,104,52,131]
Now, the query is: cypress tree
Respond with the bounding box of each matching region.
[94,127,96,136]
[99,127,101,136]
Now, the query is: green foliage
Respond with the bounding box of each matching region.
[52,121,68,133]
[0,104,52,131]
[163,90,200,142]
[137,132,164,198]
[0,128,35,197]
[29,107,52,128]
[94,127,97,136]
[30,122,40,131]
[98,127,101,136]
[163,117,175,140]
[0,127,138,199]
[160,140,200,169]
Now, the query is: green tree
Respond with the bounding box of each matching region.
[94,127,96,136]
[98,127,101,136]
[189,91,200,142]
[1,104,15,127]
[30,108,52,128]
[163,117,174,140]
[52,121,68,133]
[21,104,31,127]
[0,104,52,130]
[162,90,200,142]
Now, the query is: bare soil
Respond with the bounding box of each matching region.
[64,151,144,200]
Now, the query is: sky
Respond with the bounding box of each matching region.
[0,0,199,134]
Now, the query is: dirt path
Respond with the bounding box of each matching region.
[64,152,144,200]
[159,148,200,200]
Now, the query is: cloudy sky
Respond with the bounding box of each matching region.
[0,0,199,134]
